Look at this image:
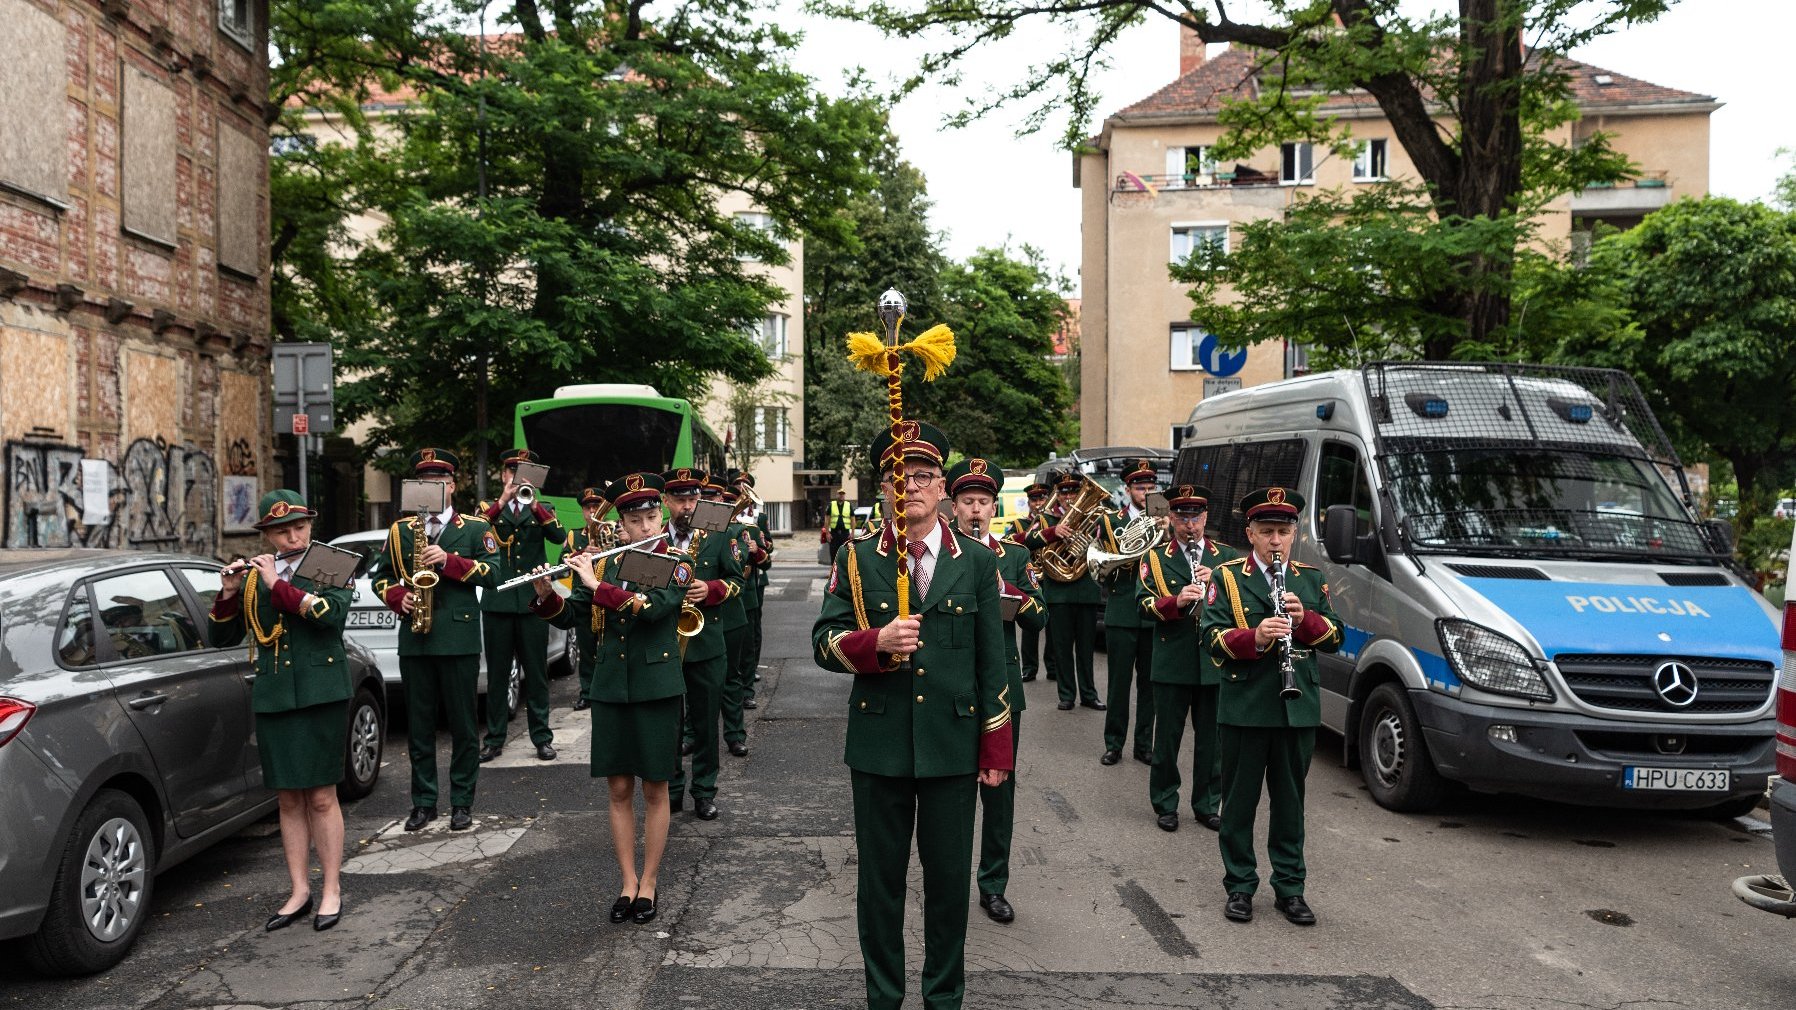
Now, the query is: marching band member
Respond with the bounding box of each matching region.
[720,473,773,757]
[367,449,497,834]
[480,448,566,763]
[1201,487,1343,926]
[946,457,1045,926]
[564,486,614,711]
[1026,470,1104,711]
[1135,484,1238,832]
[209,490,354,932]
[664,468,746,820]
[1096,459,1160,766]
[1015,482,1053,683]
[530,472,686,925]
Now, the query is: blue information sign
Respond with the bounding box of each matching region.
[1197,333,1247,377]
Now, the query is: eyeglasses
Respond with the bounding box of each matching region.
[887,472,942,489]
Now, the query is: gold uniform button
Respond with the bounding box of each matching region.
[915,667,925,677]
[879,602,889,611]
[283,660,291,666]
[859,700,868,711]
[955,606,963,614]
[326,656,334,663]
[967,705,975,714]
[916,694,925,703]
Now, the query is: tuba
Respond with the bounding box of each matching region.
[406,509,439,635]
[1035,475,1112,582]
[1086,512,1167,580]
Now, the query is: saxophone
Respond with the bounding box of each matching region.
[406,510,440,635]
[676,523,709,651]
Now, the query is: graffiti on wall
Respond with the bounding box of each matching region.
[4,438,220,554]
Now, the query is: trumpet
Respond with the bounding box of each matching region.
[516,482,537,507]
[494,532,670,592]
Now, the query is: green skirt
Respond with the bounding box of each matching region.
[590,695,682,782]
[256,700,348,790]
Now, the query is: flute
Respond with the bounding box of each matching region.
[494,532,671,592]
[220,547,307,578]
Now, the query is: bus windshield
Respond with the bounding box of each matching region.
[519,403,687,497]
[1385,447,1713,559]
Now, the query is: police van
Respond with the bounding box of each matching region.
[1175,361,1780,814]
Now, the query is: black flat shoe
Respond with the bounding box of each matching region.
[1057,701,1074,710]
[478,744,503,763]
[572,697,590,711]
[630,896,658,924]
[694,798,720,821]
[979,892,1015,923]
[536,743,557,761]
[680,739,696,756]
[728,741,748,757]
[1080,699,1107,711]
[265,894,313,931]
[1133,751,1153,766]
[1198,813,1223,832]
[1156,812,1179,832]
[610,895,635,924]
[313,899,342,932]
[1274,895,1317,926]
[1100,750,1121,766]
[1224,892,1254,923]
[743,698,758,710]
[403,807,436,832]
[1020,674,1037,682]
[450,806,473,831]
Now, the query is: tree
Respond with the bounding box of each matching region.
[1581,197,1796,527]
[811,0,1665,356]
[1776,147,1796,211]
[269,2,883,490]
[916,246,1075,466]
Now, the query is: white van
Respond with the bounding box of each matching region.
[1176,362,1779,815]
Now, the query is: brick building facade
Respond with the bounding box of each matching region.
[0,0,272,558]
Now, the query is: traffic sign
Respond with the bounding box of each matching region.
[291,413,310,435]
[272,342,336,434]
[1196,333,1247,378]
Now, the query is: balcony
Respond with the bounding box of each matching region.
[1113,167,1280,194]
[1570,172,1672,216]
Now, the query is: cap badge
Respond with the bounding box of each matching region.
[269,501,291,518]
[1268,487,1287,505]
[626,474,645,492]
[420,448,436,463]
[898,419,921,443]
[970,458,988,475]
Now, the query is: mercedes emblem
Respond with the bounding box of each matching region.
[1651,660,1698,708]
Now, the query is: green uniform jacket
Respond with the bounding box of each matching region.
[533,549,685,703]
[811,519,1015,777]
[1096,508,1150,628]
[208,569,355,713]
[1137,537,1240,686]
[1023,514,1101,606]
[673,523,746,662]
[367,513,498,657]
[955,527,1045,717]
[480,500,567,614]
[1200,555,1345,727]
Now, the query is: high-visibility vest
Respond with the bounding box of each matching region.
[829,500,853,531]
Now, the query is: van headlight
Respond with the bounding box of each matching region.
[1436,619,1554,701]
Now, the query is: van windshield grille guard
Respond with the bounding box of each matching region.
[1361,362,1722,560]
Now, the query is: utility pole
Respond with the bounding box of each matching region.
[474,2,493,504]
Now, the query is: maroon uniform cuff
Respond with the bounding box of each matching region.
[702,579,729,606]
[533,503,557,524]
[834,628,889,674]
[1036,525,1063,544]
[269,579,308,614]
[483,501,504,521]
[529,593,565,619]
[749,546,769,565]
[592,582,635,611]
[1152,596,1185,622]
[1220,627,1261,660]
[1296,609,1332,644]
[382,585,410,614]
[441,554,475,581]
[210,591,241,620]
[979,724,1015,771]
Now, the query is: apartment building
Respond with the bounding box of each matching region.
[1076,30,1718,449]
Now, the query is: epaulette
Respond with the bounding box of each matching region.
[1000,535,1027,548]
[460,513,491,526]
[851,526,881,542]
[1217,556,1249,567]
[1211,540,1233,551]
[477,500,494,512]
[1292,559,1317,569]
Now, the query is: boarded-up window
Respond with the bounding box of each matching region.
[121,64,177,247]
[216,123,260,276]
[0,4,70,205]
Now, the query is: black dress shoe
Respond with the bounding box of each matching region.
[313,900,342,932]
[743,698,758,710]
[572,697,590,711]
[1100,749,1121,766]
[403,807,436,832]
[478,743,504,763]
[1020,673,1037,682]
[1156,812,1179,832]
[1057,700,1074,710]
[1133,751,1153,766]
[449,806,473,831]
[1274,895,1316,926]
[609,895,634,924]
[630,896,658,924]
[1080,699,1107,711]
[680,739,696,756]
[979,893,1015,923]
[694,798,720,821]
[728,741,748,757]
[265,894,313,931]
[536,743,557,761]
[1198,813,1223,832]
[1224,892,1254,923]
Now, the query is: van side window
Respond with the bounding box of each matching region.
[1179,438,1307,547]
[1316,442,1375,537]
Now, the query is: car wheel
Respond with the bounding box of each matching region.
[25,788,156,976]
[507,660,523,719]
[1358,682,1446,812]
[338,685,384,802]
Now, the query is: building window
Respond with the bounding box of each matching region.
[735,211,778,262]
[753,406,790,453]
[121,65,178,247]
[1170,423,1189,451]
[1285,341,1312,378]
[762,500,791,534]
[1171,223,1228,263]
[1352,139,1387,181]
[747,313,788,358]
[1281,142,1314,185]
[1164,145,1216,186]
[1169,325,1212,371]
[219,0,254,50]
[0,4,70,207]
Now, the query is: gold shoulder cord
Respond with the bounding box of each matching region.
[846,544,869,630]
[1145,550,1173,598]
[1220,564,1248,629]
[590,557,611,638]
[242,569,285,660]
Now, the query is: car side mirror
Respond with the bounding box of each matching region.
[1703,517,1734,556]
[1324,505,1359,564]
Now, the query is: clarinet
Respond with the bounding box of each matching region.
[1184,540,1206,626]
[1270,551,1302,700]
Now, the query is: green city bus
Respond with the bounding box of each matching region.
[512,383,726,531]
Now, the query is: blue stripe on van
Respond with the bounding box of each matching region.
[1339,625,1460,693]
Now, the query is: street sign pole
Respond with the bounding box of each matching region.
[272,343,336,511]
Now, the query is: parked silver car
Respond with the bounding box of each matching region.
[0,549,387,975]
[327,529,578,717]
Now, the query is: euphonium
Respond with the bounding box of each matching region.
[1085,512,1166,580]
[407,510,439,634]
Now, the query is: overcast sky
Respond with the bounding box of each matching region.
[775,0,1796,283]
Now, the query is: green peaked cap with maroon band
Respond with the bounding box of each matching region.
[945,457,999,497]
[254,489,317,529]
[870,419,949,468]
[1241,485,1303,523]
